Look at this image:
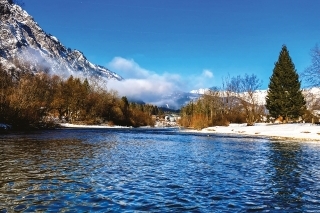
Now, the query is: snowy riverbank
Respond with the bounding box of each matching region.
[59,123,131,129]
[186,123,320,141]
[59,122,320,141]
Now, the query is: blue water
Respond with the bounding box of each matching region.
[1,128,320,212]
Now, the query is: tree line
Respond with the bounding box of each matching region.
[180,74,266,129]
[0,63,161,129]
[2,45,319,130]
[180,45,309,129]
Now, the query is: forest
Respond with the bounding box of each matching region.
[0,63,161,130]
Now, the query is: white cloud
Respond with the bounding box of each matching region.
[108,57,151,79]
[202,69,213,78]
[106,57,182,103]
[188,69,215,90]
[106,58,218,105]
[108,78,177,102]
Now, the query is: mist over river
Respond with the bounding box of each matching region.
[1,128,320,212]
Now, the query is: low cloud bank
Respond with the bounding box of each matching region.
[12,49,215,107]
[108,78,179,103]
[107,57,182,104]
[107,57,215,106]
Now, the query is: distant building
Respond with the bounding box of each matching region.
[165,114,181,122]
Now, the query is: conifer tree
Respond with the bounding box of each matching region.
[266,45,306,121]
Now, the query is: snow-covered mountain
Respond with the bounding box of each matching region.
[157,91,201,110]
[156,89,266,110]
[0,0,122,80]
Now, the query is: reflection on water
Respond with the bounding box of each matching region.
[1,129,320,212]
[268,142,303,210]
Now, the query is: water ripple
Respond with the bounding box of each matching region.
[1,129,320,212]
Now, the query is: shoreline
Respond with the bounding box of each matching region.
[33,122,320,141]
[58,123,131,129]
[182,123,320,141]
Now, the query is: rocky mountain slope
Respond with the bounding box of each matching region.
[0,0,122,80]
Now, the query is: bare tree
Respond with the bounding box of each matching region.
[201,87,224,126]
[221,75,242,120]
[239,74,263,125]
[224,74,263,126]
[301,45,320,122]
[302,45,320,87]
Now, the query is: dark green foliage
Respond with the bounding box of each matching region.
[266,45,306,120]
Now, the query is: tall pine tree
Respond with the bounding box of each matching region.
[266,45,306,121]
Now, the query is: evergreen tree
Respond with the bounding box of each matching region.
[266,45,306,120]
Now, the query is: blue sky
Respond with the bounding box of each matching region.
[24,0,320,93]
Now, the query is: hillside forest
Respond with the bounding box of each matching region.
[0,62,161,129]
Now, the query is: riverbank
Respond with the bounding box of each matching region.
[185,123,320,141]
[59,123,131,129]
[50,123,320,141]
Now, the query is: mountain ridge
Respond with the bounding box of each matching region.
[0,0,122,81]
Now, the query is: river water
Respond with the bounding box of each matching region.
[1,128,320,212]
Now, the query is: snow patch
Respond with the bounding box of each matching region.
[190,88,209,94]
[187,123,320,141]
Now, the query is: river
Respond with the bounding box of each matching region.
[1,128,320,212]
